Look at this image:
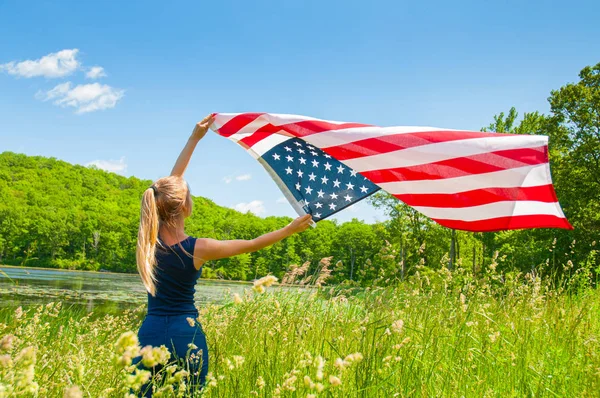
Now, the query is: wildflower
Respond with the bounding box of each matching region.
[186,317,195,327]
[391,319,404,334]
[315,356,325,380]
[334,357,348,370]
[188,343,198,350]
[233,355,245,368]
[315,383,324,392]
[344,352,363,362]
[174,369,189,382]
[0,354,12,367]
[329,375,342,386]
[253,285,266,294]
[0,334,15,351]
[63,385,82,398]
[125,368,151,391]
[489,331,500,343]
[115,332,141,367]
[256,376,265,389]
[304,375,315,388]
[233,293,243,304]
[140,345,171,368]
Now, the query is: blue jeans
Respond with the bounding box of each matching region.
[131,314,209,397]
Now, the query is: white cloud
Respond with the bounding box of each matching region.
[223,173,252,183]
[36,82,124,114]
[234,200,266,216]
[86,66,106,79]
[86,157,127,174]
[0,49,80,78]
[235,174,252,181]
[276,196,288,204]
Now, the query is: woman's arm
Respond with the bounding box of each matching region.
[195,214,313,261]
[171,114,215,177]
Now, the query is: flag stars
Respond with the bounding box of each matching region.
[324,162,332,171]
[324,154,332,158]
[314,212,321,218]
[297,148,305,154]
[350,170,357,177]
[286,155,294,162]
[321,176,329,184]
[317,190,325,198]
[272,153,281,160]
[329,203,337,210]
[297,170,304,178]
[337,165,345,174]
[346,182,354,190]
[308,173,316,181]
[295,183,301,191]
[310,151,319,156]
[299,157,307,165]
[285,167,293,175]
[294,141,302,147]
[315,202,323,209]
[359,185,368,193]
[311,159,319,167]
[333,179,341,188]
[330,193,338,200]
[305,186,313,195]
[284,146,292,152]
[344,194,352,202]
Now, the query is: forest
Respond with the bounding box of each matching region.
[0,62,598,285]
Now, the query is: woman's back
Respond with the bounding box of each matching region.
[147,236,201,316]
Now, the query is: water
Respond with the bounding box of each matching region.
[0,265,259,314]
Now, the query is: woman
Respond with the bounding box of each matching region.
[132,114,313,396]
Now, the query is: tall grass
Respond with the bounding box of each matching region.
[0,252,599,397]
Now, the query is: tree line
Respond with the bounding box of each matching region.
[1,62,598,285]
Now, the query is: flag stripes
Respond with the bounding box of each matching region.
[211,113,572,232]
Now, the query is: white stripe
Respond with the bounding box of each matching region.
[378,164,550,195]
[413,200,565,221]
[248,134,291,157]
[341,135,548,172]
[304,126,457,148]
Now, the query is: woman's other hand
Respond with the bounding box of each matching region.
[286,214,313,235]
[191,114,216,141]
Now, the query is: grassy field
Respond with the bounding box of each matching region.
[0,259,599,397]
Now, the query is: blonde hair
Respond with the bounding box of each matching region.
[136,176,193,296]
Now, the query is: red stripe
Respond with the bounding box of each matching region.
[239,124,282,147]
[276,120,371,138]
[394,185,559,208]
[361,146,547,183]
[217,113,265,137]
[238,121,369,147]
[324,130,511,160]
[432,214,573,232]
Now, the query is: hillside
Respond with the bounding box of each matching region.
[0,151,383,281]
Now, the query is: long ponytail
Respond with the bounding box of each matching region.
[136,187,160,296]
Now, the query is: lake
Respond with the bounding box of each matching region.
[0,265,263,314]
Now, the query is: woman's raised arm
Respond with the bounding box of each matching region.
[171,114,215,177]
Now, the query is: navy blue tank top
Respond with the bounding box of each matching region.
[147,236,202,316]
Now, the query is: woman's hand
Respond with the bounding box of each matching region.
[286,214,314,235]
[191,114,216,141]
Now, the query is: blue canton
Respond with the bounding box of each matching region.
[261,137,380,221]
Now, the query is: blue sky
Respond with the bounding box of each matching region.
[1,0,598,223]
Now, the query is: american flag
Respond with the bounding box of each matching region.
[210,113,572,232]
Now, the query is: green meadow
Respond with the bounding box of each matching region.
[1,255,598,397]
